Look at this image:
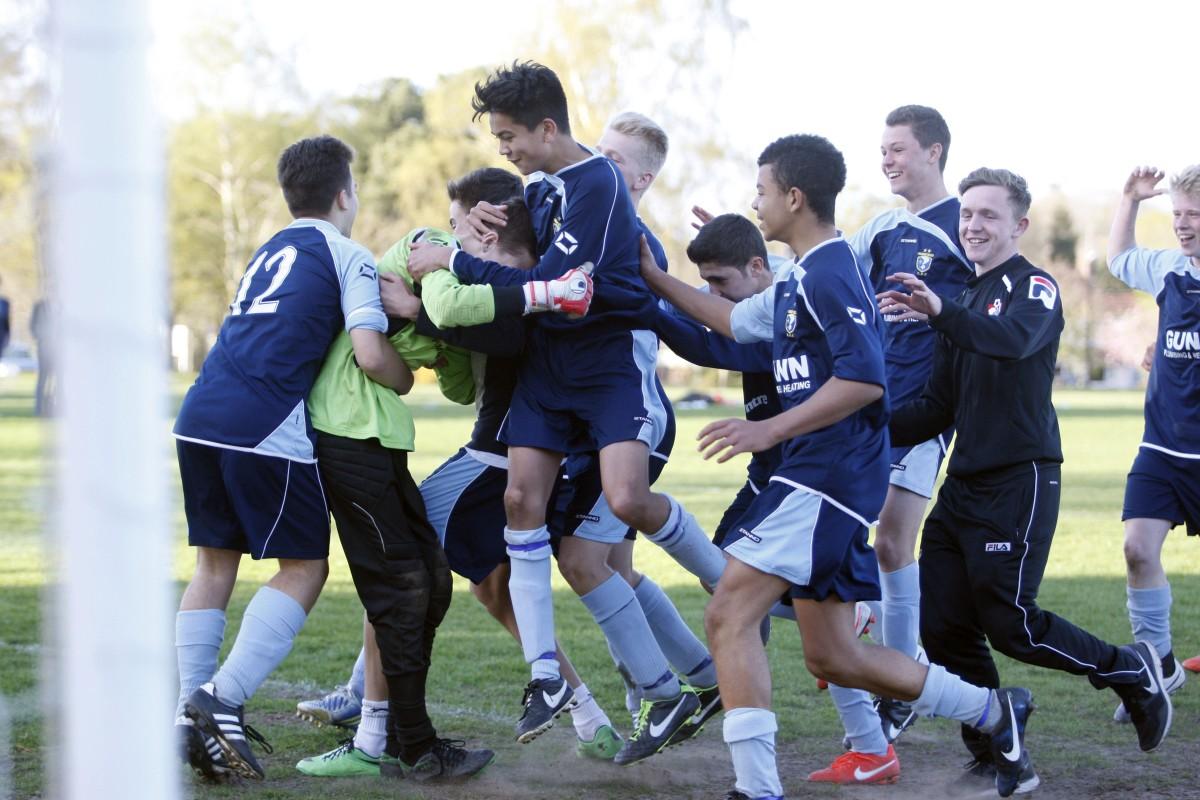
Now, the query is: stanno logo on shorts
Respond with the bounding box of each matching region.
[634,415,652,425]
[738,528,762,543]
[985,542,1012,552]
[576,513,601,524]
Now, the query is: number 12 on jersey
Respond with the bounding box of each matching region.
[229,246,297,316]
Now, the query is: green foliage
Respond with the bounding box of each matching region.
[1048,205,1079,266]
[167,108,316,338]
[0,6,46,346]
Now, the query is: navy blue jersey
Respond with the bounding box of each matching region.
[174,219,387,462]
[730,237,890,523]
[1110,248,1200,459]
[653,304,781,487]
[449,146,648,336]
[848,198,972,405]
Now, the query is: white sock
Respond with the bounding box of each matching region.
[880,563,920,658]
[645,495,726,586]
[212,586,306,707]
[505,526,559,680]
[912,662,992,726]
[1128,584,1172,660]
[353,699,388,758]
[570,684,610,741]
[724,707,783,799]
[175,608,225,716]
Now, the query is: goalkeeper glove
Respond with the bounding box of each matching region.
[523,263,594,317]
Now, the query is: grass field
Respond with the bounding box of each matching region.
[1,373,1198,799]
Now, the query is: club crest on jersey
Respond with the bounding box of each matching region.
[554,230,578,255]
[915,249,934,275]
[1028,275,1057,310]
[784,308,798,337]
[987,298,1003,316]
[846,306,867,325]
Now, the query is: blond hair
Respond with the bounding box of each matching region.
[1170,164,1200,200]
[606,111,669,175]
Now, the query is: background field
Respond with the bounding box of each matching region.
[1,375,1198,799]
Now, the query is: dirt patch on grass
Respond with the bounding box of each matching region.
[188,706,1200,800]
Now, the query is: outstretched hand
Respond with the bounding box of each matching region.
[691,205,716,230]
[1123,166,1166,202]
[877,272,942,320]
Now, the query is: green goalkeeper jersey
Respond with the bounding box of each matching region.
[307,227,496,450]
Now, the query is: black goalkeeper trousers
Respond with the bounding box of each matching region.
[316,433,453,763]
[919,462,1143,692]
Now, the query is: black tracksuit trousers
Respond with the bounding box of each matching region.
[316,433,453,763]
[920,462,1143,692]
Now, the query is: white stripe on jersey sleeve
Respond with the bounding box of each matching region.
[731,264,795,343]
[1108,247,1194,298]
[848,207,971,279]
[322,230,387,333]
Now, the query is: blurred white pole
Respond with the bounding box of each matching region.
[47,0,175,798]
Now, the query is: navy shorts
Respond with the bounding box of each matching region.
[419,448,509,584]
[1123,447,1200,537]
[501,328,667,453]
[713,478,763,547]
[721,477,881,603]
[548,388,674,544]
[176,439,329,560]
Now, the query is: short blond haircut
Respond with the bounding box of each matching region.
[606,111,669,175]
[1170,164,1200,200]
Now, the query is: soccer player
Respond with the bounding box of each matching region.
[408,63,722,762]
[295,168,613,764]
[806,106,974,776]
[173,135,413,781]
[648,213,780,547]
[1106,164,1200,698]
[554,112,722,735]
[642,134,1039,800]
[881,167,1174,793]
[295,221,503,783]
[457,112,725,744]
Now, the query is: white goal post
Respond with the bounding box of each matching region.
[47,0,177,797]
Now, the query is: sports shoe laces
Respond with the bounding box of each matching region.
[322,739,355,761]
[431,738,468,768]
[630,699,653,738]
[518,682,538,718]
[243,723,273,755]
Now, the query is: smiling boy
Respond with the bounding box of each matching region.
[1106,164,1200,694]
[882,167,1174,793]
